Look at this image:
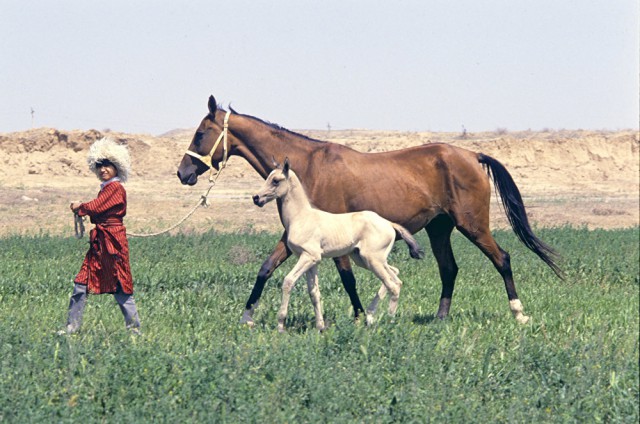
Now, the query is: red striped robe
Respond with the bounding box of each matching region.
[74,180,134,294]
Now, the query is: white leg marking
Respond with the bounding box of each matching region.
[239,301,259,327]
[509,299,530,324]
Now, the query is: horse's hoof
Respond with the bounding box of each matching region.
[239,318,255,327]
[240,320,255,329]
[516,314,531,324]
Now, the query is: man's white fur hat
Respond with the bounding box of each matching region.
[87,137,131,183]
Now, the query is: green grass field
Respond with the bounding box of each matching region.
[1,227,638,423]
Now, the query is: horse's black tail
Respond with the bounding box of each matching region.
[478,153,563,278]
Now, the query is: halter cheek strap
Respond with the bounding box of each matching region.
[185,111,230,182]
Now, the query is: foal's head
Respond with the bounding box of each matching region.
[252,158,292,207]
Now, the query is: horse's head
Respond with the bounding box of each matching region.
[252,158,291,207]
[177,95,230,186]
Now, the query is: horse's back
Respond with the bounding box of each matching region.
[303,143,490,232]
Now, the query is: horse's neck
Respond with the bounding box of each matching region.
[280,172,314,229]
[230,115,321,179]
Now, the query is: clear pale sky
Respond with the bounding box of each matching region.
[1,1,638,135]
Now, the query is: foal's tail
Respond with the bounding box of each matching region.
[478,153,563,278]
[391,223,425,260]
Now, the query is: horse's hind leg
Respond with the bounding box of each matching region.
[241,234,291,326]
[305,265,326,331]
[458,225,530,324]
[426,215,458,319]
[332,256,366,320]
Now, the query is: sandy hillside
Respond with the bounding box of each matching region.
[0,127,637,237]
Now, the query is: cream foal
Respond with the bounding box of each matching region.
[253,159,424,332]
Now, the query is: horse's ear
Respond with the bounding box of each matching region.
[271,156,280,168]
[208,95,217,115]
[283,157,290,177]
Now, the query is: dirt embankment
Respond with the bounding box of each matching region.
[0,127,637,236]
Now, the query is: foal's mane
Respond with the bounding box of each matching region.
[228,105,326,144]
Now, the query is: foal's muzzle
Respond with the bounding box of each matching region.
[252,195,264,207]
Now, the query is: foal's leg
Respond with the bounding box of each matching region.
[366,284,387,324]
[305,265,326,331]
[241,234,292,326]
[278,253,319,333]
[426,215,458,319]
[384,264,404,316]
[366,259,402,317]
[367,262,404,317]
[366,265,399,308]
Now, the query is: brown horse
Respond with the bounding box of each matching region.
[177,95,561,325]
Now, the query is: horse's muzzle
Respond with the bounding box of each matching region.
[177,170,198,186]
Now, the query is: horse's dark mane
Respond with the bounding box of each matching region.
[227,105,325,144]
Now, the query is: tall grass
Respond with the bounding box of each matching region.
[0,227,638,422]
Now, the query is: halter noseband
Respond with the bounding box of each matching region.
[185,110,230,182]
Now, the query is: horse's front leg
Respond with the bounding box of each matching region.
[305,265,326,331]
[278,253,319,333]
[332,256,365,320]
[240,233,292,327]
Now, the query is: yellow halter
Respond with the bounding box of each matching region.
[184,110,230,183]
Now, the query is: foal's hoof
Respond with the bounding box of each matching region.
[515,314,531,325]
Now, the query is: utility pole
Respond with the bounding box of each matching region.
[30,107,35,128]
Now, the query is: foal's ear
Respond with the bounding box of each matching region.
[283,157,290,177]
[208,95,217,115]
[271,156,280,168]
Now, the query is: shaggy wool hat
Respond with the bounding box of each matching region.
[87,137,131,182]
